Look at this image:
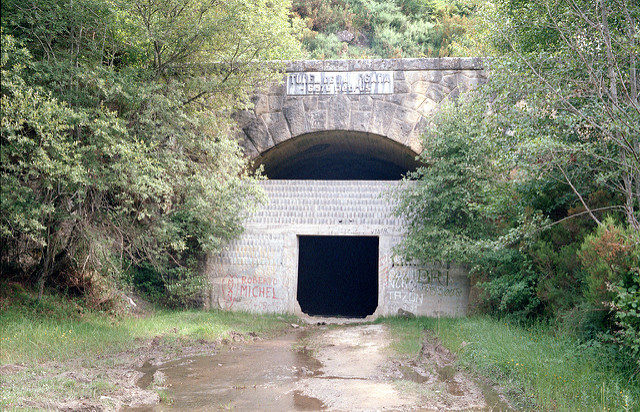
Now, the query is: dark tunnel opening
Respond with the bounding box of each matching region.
[297,236,379,318]
[254,131,420,180]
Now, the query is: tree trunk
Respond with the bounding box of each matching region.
[36,228,54,301]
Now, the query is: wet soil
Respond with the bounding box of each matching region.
[4,323,512,410]
[126,324,512,411]
[3,335,232,411]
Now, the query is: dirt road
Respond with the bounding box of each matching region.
[128,324,510,411]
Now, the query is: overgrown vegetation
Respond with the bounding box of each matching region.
[293,0,479,59]
[0,0,303,308]
[380,316,640,410]
[1,0,638,407]
[0,284,294,365]
[395,0,639,368]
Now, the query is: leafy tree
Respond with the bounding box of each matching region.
[480,0,640,229]
[1,0,303,307]
[394,0,639,339]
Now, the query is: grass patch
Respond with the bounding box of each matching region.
[1,368,118,409]
[0,290,296,365]
[377,316,424,356]
[378,316,639,411]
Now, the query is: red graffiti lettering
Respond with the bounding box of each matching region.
[240,285,249,298]
[221,274,238,309]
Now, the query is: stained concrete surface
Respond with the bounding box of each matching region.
[127,324,511,411]
[206,181,471,318]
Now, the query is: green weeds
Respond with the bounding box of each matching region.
[0,292,295,365]
[379,316,639,411]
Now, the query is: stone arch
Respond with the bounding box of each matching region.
[233,58,486,161]
[235,91,426,158]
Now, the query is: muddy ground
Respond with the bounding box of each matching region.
[3,324,511,411]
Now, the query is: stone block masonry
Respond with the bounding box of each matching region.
[237,57,486,158]
[205,180,470,317]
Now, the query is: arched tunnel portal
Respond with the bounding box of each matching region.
[250,131,420,317]
[254,131,420,180]
[206,58,477,318]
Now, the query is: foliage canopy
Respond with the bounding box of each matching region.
[1,0,303,307]
[395,0,639,363]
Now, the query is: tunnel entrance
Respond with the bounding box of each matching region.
[254,131,420,180]
[297,236,379,318]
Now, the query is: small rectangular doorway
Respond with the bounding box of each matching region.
[297,236,379,318]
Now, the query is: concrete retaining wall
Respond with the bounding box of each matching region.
[205,180,469,317]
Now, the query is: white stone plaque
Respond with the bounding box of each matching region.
[286,71,394,95]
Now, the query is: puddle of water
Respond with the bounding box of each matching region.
[398,366,429,384]
[295,348,323,378]
[125,332,325,411]
[136,361,157,390]
[124,327,511,412]
[293,390,325,410]
[435,365,465,397]
[435,364,512,410]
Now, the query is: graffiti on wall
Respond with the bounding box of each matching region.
[385,261,465,313]
[220,273,284,311]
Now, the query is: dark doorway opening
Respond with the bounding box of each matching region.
[297,236,378,318]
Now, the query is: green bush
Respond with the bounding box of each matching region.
[125,263,165,305]
[579,218,640,364]
[303,33,347,59]
[126,260,209,308]
[161,265,209,309]
[476,253,541,320]
[293,0,476,58]
[557,302,609,342]
[611,272,640,367]
[579,217,639,307]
